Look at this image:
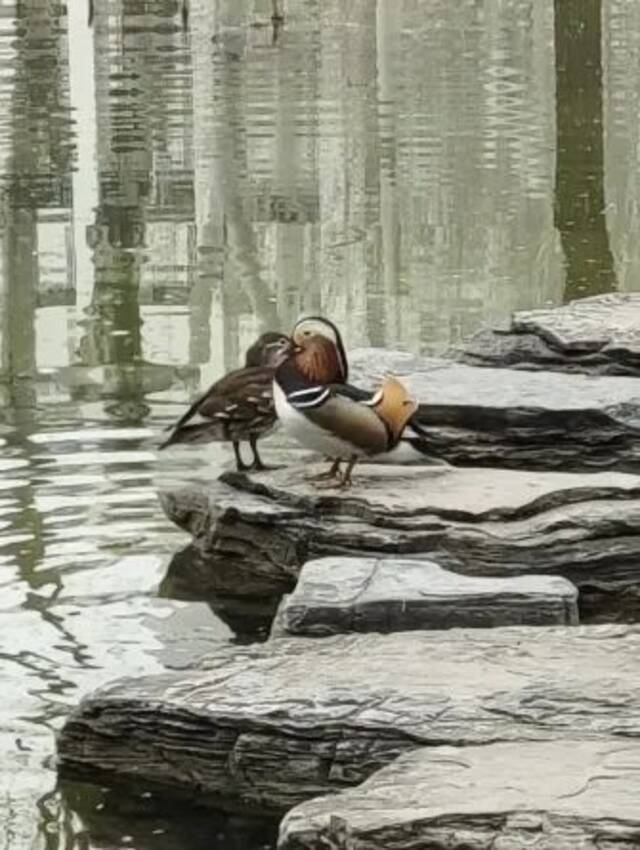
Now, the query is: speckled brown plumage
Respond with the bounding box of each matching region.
[160,332,292,470]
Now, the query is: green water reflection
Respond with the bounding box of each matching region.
[0,0,635,847]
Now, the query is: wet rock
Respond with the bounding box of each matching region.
[158,346,640,475]
[159,464,640,620]
[271,557,578,637]
[458,293,640,376]
[347,348,640,471]
[57,624,640,814]
[279,739,640,850]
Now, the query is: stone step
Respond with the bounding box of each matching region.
[458,292,640,376]
[57,624,640,814]
[160,464,640,620]
[346,347,640,471]
[272,557,578,637]
[280,739,640,849]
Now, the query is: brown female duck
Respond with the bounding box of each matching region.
[160,332,292,471]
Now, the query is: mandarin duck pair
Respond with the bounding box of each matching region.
[160,317,440,487]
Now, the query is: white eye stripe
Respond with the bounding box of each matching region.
[295,320,338,344]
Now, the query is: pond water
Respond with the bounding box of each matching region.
[0,0,636,847]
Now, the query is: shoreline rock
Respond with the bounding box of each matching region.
[346,349,640,471]
[279,739,640,849]
[160,464,640,619]
[458,293,640,376]
[57,624,640,814]
[272,557,579,637]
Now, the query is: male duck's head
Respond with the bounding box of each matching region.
[289,332,346,385]
[245,332,294,369]
[292,316,348,382]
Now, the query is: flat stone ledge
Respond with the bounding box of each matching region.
[160,464,640,620]
[347,348,640,470]
[57,624,640,814]
[272,557,578,637]
[458,293,640,376]
[279,739,640,849]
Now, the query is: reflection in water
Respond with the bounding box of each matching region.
[46,781,278,850]
[0,0,635,848]
[554,0,617,301]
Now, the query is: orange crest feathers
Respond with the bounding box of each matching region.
[372,376,418,444]
[295,334,344,384]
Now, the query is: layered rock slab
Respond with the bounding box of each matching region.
[160,464,640,619]
[279,740,640,850]
[346,348,640,470]
[272,557,578,636]
[57,625,640,814]
[459,292,640,376]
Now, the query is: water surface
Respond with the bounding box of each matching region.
[0,0,635,847]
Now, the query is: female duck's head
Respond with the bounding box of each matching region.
[244,332,293,368]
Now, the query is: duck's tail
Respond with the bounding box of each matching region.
[158,420,225,450]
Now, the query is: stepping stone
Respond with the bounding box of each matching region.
[458,292,640,376]
[280,739,640,849]
[272,557,578,637]
[57,624,640,814]
[160,464,640,621]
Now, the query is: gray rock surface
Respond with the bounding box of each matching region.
[57,625,640,814]
[273,557,578,636]
[458,293,640,376]
[160,464,640,619]
[348,347,640,471]
[279,739,640,849]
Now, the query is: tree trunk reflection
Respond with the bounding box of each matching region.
[554,0,617,301]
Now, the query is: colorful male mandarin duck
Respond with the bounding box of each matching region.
[290,316,446,466]
[160,332,293,471]
[274,332,419,487]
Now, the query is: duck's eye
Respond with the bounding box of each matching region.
[303,330,311,336]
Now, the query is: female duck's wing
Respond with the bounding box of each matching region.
[198,367,274,426]
[160,367,274,447]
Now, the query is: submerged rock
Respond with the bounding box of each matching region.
[57,625,640,814]
[160,464,640,619]
[459,293,640,375]
[279,739,640,849]
[271,557,579,637]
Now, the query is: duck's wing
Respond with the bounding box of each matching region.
[162,366,248,433]
[160,367,275,448]
[198,367,274,424]
[287,383,389,455]
[329,381,449,463]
